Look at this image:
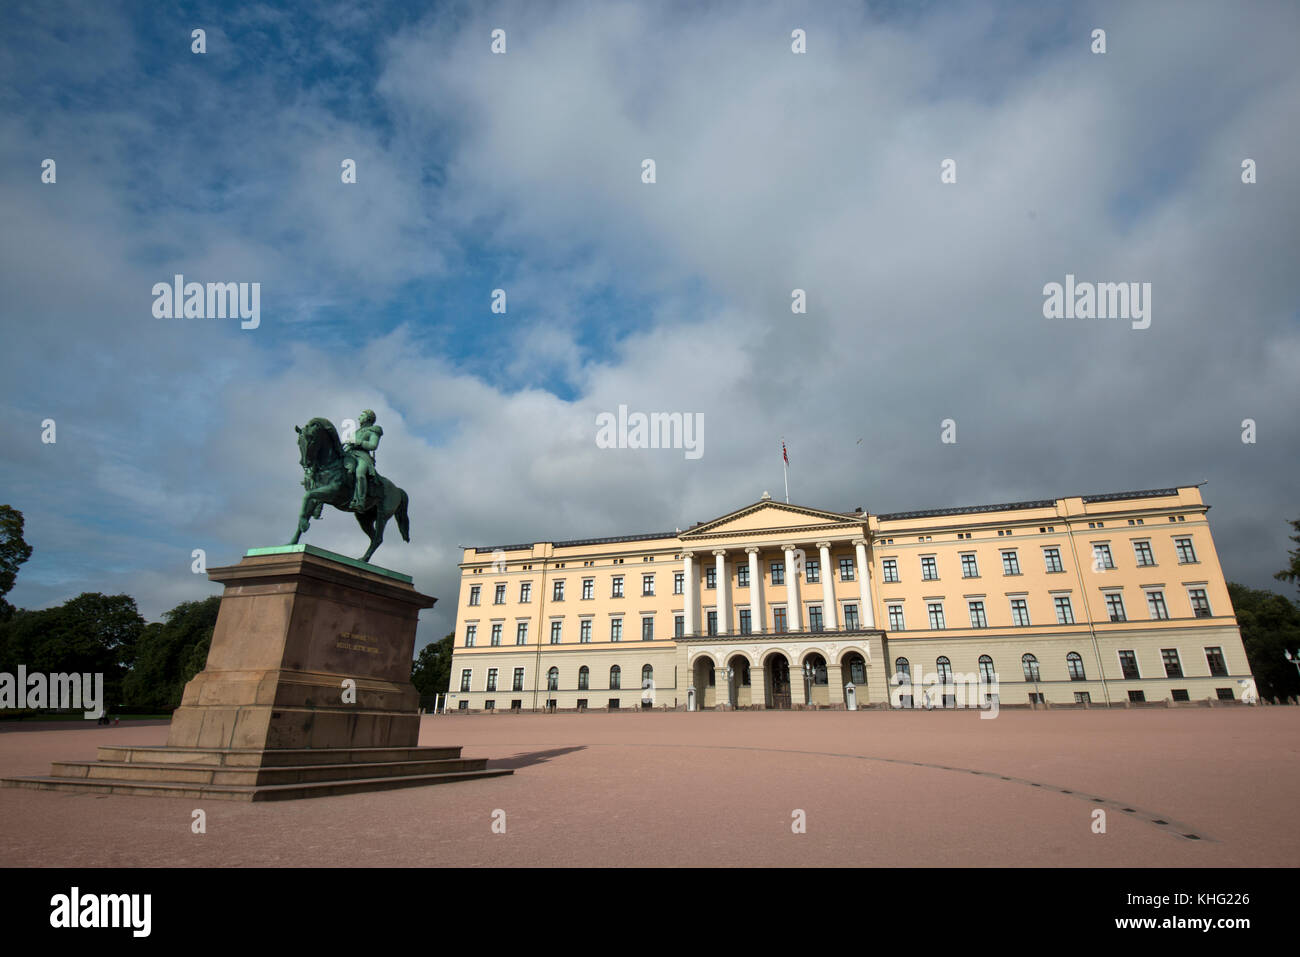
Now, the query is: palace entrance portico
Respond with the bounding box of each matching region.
[674,497,890,708]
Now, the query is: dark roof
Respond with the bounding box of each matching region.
[878,487,1182,521]
[474,530,674,554]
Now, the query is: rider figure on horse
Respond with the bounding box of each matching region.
[344,409,382,511]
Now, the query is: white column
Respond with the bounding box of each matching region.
[713,550,730,635]
[783,545,803,632]
[746,547,763,634]
[683,551,697,636]
[855,539,875,627]
[818,542,838,630]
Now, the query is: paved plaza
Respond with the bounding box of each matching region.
[1,708,1295,867]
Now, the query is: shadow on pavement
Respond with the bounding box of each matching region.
[488,746,586,770]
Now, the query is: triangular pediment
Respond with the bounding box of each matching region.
[680,501,863,540]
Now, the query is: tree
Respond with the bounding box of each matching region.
[122,596,220,711]
[0,505,33,622]
[411,632,454,696]
[1227,582,1300,701]
[1275,518,1300,595]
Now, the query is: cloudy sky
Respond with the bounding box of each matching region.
[2,0,1297,649]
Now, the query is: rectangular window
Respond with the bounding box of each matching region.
[581,578,594,600]
[773,608,788,633]
[1010,598,1030,627]
[1128,690,1145,703]
[460,669,471,692]
[486,668,498,692]
[1133,541,1155,567]
[1161,648,1182,678]
[1216,687,1234,701]
[771,562,785,585]
[1175,537,1197,564]
[968,601,987,628]
[579,619,592,643]
[1001,551,1021,575]
[706,611,717,635]
[512,668,524,692]
[1146,591,1169,620]
[961,553,979,578]
[494,584,506,604]
[464,624,477,647]
[642,617,654,641]
[642,574,655,596]
[1171,689,1189,702]
[1054,596,1075,624]
[673,572,684,595]
[515,622,528,645]
[921,556,938,581]
[843,604,859,630]
[490,623,502,646]
[739,608,752,635]
[882,559,899,583]
[1074,691,1091,704]
[1118,650,1140,680]
[1105,593,1126,622]
[805,560,820,584]
[1092,544,1114,570]
[519,582,532,603]
[1188,588,1212,617]
[927,602,945,629]
[553,580,565,601]
[1205,646,1228,677]
[1043,548,1063,573]
[468,585,481,606]
[550,621,562,644]
[610,618,623,642]
[737,564,750,588]
[809,606,823,632]
[705,567,716,590]
[612,576,624,598]
[674,615,685,638]
[839,558,856,582]
[888,605,905,630]
[484,700,495,710]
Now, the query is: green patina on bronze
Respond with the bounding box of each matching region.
[246,544,413,584]
[288,413,412,563]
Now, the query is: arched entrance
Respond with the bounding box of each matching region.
[726,654,751,708]
[799,652,828,706]
[841,652,867,706]
[692,656,716,709]
[765,652,792,709]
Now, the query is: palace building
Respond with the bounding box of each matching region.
[446,485,1254,711]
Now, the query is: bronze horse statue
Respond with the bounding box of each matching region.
[289,418,411,563]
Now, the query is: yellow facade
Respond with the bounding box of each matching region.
[446,486,1254,711]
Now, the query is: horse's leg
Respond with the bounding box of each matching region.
[289,491,315,544]
[361,510,388,563]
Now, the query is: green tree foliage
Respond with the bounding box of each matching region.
[0,505,34,622]
[121,596,220,710]
[411,632,454,696]
[1227,582,1300,701]
[1275,518,1300,595]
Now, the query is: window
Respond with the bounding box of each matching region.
[673,572,684,595]
[771,562,785,585]
[773,608,788,633]
[1074,691,1091,704]
[547,667,559,691]
[490,623,502,646]
[486,668,498,692]
[1146,591,1169,620]
[674,615,684,638]
[1092,544,1114,570]
[610,618,623,642]
[1054,595,1074,624]
[1161,648,1183,678]
[581,578,594,600]
[978,655,995,684]
[550,621,562,644]
[1118,650,1140,680]
[1175,537,1197,563]
[1205,646,1228,677]
[553,580,565,601]
[809,606,824,632]
[888,605,905,630]
[1066,652,1086,680]
[1010,598,1030,627]
[968,601,987,628]
[1133,541,1155,567]
[494,584,506,604]
[642,617,654,641]
[578,666,589,691]
[612,576,624,598]
[465,624,477,647]
[512,668,524,692]
[936,656,953,683]
[1171,688,1189,702]
[460,669,471,692]
[1105,592,1127,622]
[737,564,749,588]
[1001,551,1021,575]
[515,622,528,645]
[739,608,752,635]
[839,558,856,581]
[1128,690,1145,703]
[882,559,899,583]
[484,699,495,711]
[1021,654,1040,682]
[1027,693,1045,704]
[843,604,859,629]
[705,567,716,590]
[805,560,820,584]
[961,553,979,578]
[1043,548,1063,573]
[1216,687,1234,700]
[921,556,938,580]
[1188,588,1212,617]
[927,602,945,629]
[895,658,911,681]
[642,573,655,596]
[469,585,481,606]
[706,610,717,636]
[610,666,621,690]
[579,619,592,643]
[520,582,532,603]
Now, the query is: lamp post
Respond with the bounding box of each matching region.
[1286,650,1300,685]
[802,662,813,707]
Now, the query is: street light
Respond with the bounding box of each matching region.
[1285,649,1300,680]
[725,666,735,709]
[802,662,814,707]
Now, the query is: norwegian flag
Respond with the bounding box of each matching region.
[782,441,789,465]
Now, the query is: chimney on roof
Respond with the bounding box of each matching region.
[761,491,772,501]
[854,507,863,514]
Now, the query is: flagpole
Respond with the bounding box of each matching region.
[782,437,789,503]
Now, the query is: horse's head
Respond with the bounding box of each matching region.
[295,418,343,472]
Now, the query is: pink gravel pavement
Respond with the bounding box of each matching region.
[0,708,1296,867]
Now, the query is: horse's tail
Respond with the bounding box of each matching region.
[396,488,410,542]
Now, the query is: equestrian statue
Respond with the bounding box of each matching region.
[289,410,411,563]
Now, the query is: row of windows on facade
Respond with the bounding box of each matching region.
[882,515,1189,549]
[890,645,1230,686]
[884,587,1212,631]
[879,537,1199,584]
[461,663,655,693]
[467,558,860,607]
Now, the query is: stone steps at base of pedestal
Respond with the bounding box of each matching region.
[48,756,490,786]
[0,767,514,801]
[95,745,464,767]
